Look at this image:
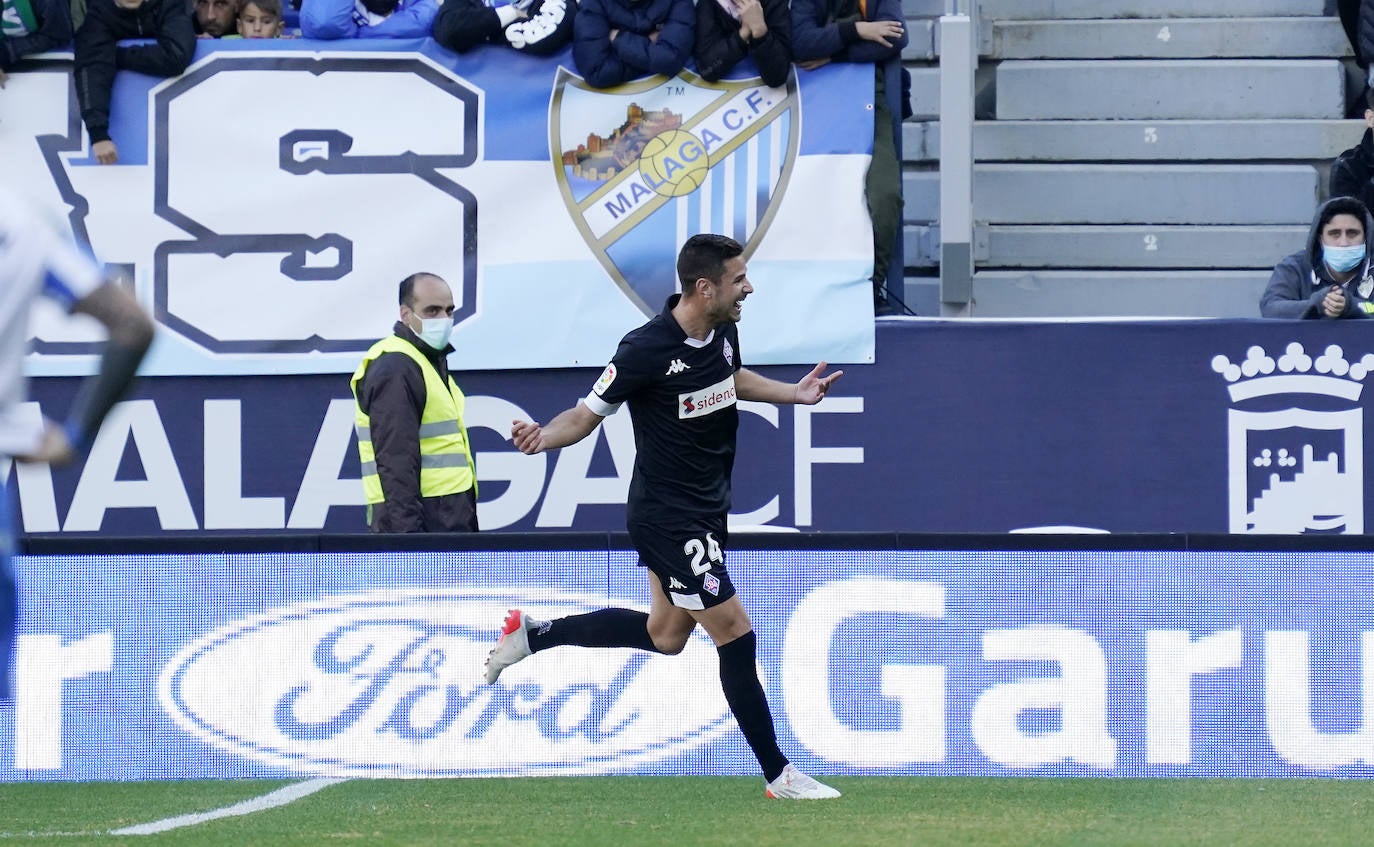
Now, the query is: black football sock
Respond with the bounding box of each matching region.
[717,630,788,782]
[527,608,661,653]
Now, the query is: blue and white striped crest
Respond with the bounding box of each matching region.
[550,68,800,315]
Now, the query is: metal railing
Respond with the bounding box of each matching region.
[938,0,978,315]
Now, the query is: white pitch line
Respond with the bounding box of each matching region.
[109,778,347,836]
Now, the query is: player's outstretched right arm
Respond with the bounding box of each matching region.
[511,402,604,455]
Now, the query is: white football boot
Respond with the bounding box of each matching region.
[765,764,842,800]
[483,609,534,684]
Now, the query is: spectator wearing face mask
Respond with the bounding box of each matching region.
[301,0,435,39]
[350,272,479,533]
[1261,196,1374,319]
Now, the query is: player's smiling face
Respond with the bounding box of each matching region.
[711,256,753,323]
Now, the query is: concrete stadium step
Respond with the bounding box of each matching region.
[991,17,1349,60]
[901,225,1309,270]
[901,18,938,60]
[901,164,1319,225]
[969,270,1272,318]
[900,0,943,17]
[978,0,1325,21]
[974,225,1308,269]
[903,119,1362,163]
[995,60,1345,121]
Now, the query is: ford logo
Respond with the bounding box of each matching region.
[159,589,735,776]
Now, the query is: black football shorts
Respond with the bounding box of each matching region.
[628,516,736,610]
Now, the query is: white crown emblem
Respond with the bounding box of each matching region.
[1211,343,1374,402]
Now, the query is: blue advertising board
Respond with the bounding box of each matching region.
[3,538,1372,780]
[12,319,1374,536]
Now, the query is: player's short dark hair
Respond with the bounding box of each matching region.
[676,234,743,294]
[398,272,440,307]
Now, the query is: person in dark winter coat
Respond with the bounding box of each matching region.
[431,0,574,56]
[692,0,789,87]
[572,0,692,89]
[1331,89,1374,214]
[300,0,436,39]
[74,0,194,164]
[1,0,73,78]
[1261,196,1374,319]
[791,0,905,313]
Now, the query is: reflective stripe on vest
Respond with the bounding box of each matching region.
[350,335,475,505]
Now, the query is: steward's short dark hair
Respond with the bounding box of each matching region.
[676,234,744,294]
[398,272,440,307]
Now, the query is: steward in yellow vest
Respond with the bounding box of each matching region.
[350,273,478,532]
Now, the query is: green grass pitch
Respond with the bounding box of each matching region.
[0,777,1371,846]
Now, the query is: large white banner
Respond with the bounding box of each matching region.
[1,41,877,376]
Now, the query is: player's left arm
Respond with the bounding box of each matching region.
[61,282,155,453]
[735,362,842,405]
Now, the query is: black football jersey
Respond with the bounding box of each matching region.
[583,295,743,524]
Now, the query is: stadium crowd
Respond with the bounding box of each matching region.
[1,0,908,312]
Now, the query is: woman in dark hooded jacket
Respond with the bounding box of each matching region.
[1261,196,1374,319]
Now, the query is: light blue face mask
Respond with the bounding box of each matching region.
[1324,242,1367,273]
[412,316,453,351]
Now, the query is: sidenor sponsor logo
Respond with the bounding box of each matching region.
[680,375,737,419]
[159,589,733,776]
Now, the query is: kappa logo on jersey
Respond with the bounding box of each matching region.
[593,363,617,395]
[665,359,690,375]
[550,68,800,316]
[668,577,687,590]
[679,375,737,419]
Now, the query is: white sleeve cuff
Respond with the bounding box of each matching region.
[583,391,620,417]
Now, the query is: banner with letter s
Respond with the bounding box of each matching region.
[1,41,876,377]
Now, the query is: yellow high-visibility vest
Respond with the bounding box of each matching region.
[350,336,475,504]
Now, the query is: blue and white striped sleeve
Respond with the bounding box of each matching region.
[36,220,104,311]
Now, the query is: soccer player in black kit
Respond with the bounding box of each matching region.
[488,233,843,799]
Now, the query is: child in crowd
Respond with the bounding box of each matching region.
[235,0,285,37]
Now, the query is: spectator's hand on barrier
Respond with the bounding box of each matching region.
[1323,285,1347,318]
[511,419,545,455]
[856,19,903,47]
[14,420,75,466]
[793,361,843,405]
[797,57,830,70]
[94,140,119,165]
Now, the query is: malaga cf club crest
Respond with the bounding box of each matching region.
[1214,343,1370,534]
[550,68,799,315]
